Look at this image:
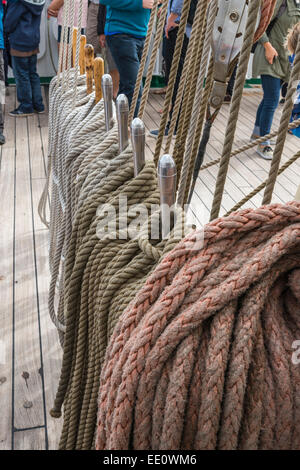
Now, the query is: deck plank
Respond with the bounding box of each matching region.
[12,115,46,435]
[14,428,46,450]
[0,90,16,450]
[29,114,47,180]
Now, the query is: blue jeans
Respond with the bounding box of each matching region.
[12,55,44,113]
[107,34,145,117]
[254,75,281,145]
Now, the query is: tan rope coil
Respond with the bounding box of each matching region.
[50,150,189,449]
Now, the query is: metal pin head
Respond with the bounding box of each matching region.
[102,74,113,132]
[101,74,113,99]
[158,154,177,179]
[131,118,145,176]
[131,117,145,137]
[116,94,129,114]
[116,94,129,152]
[158,154,177,239]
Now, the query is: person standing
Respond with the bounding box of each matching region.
[0,0,5,143]
[100,0,154,115]
[149,0,196,137]
[5,0,45,117]
[47,0,88,47]
[87,0,102,56]
[251,0,300,160]
[97,3,119,99]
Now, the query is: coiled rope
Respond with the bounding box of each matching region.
[97,201,300,450]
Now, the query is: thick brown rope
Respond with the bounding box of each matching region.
[96,201,300,450]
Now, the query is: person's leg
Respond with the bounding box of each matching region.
[86,2,102,56]
[28,55,44,112]
[11,56,34,114]
[105,45,119,99]
[252,98,264,138]
[107,35,144,116]
[258,75,281,142]
[164,29,177,87]
[281,81,288,100]
[255,75,281,159]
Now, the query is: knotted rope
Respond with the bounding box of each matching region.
[97,201,300,450]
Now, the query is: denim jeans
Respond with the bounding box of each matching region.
[12,55,44,113]
[107,34,144,117]
[254,74,281,145]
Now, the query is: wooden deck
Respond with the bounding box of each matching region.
[0,85,299,450]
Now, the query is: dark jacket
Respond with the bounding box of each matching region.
[4,0,45,53]
[253,0,300,81]
[97,3,106,36]
[0,3,4,49]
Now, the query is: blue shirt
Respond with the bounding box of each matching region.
[101,0,151,38]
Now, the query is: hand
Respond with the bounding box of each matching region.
[99,34,106,49]
[143,0,154,9]
[264,42,278,65]
[47,8,58,18]
[165,13,179,39]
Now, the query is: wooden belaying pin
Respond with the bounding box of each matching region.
[85,44,94,95]
[101,74,113,132]
[79,35,87,75]
[94,57,105,103]
[158,154,177,239]
[72,27,78,68]
[116,94,129,153]
[131,118,145,177]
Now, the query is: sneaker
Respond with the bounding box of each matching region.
[149,128,175,139]
[34,108,45,114]
[250,133,276,145]
[9,108,34,117]
[0,133,5,145]
[256,144,273,160]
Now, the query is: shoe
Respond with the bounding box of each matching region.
[223,94,232,103]
[34,108,45,114]
[256,144,273,160]
[0,133,5,145]
[250,133,276,145]
[9,108,33,117]
[149,128,175,139]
